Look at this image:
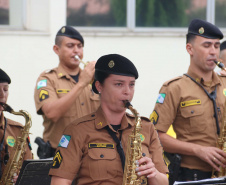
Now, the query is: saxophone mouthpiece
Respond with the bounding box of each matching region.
[123,100,132,109]
[0,102,13,113]
[214,59,226,70]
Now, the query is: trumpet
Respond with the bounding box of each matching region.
[214,59,226,71]
[75,55,89,67]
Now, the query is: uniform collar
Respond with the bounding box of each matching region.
[187,67,221,87]
[55,65,82,82]
[94,106,134,130]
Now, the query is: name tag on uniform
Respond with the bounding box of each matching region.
[181,99,201,107]
[56,89,70,94]
[89,143,114,149]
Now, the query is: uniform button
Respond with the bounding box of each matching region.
[81,102,84,106]
[100,154,104,158]
[191,110,194,114]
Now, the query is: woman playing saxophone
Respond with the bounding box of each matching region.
[49,54,168,185]
[0,68,33,184]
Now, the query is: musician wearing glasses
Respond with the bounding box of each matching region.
[150,19,226,182]
[49,54,168,185]
[0,68,33,183]
[34,26,100,159]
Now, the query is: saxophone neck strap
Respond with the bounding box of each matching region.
[184,73,220,135]
[106,126,125,171]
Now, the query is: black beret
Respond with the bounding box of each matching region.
[56,26,84,46]
[188,19,223,40]
[92,54,138,93]
[220,41,226,51]
[0,68,11,84]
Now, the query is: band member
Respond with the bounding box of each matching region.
[0,68,33,183]
[34,26,100,158]
[49,54,168,185]
[151,19,226,181]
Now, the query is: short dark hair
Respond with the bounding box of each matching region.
[186,33,196,44]
[55,36,64,46]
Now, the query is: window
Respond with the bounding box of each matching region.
[67,0,224,30]
[0,0,9,25]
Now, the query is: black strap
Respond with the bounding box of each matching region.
[106,126,125,170]
[184,74,220,135]
[0,117,7,179]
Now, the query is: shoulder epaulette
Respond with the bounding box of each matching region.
[126,113,150,122]
[163,76,182,86]
[7,119,23,128]
[72,112,96,125]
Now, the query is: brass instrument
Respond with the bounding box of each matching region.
[0,103,32,185]
[214,60,226,71]
[212,100,226,178]
[122,100,147,185]
[75,55,89,67]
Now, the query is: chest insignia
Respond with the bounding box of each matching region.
[58,135,71,148]
[39,90,49,101]
[150,110,159,125]
[7,136,15,147]
[37,79,47,89]
[97,122,103,126]
[140,134,145,142]
[89,143,114,149]
[156,93,166,104]
[181,99,201,108]
[57,89,70,94]
[223,89,226,96]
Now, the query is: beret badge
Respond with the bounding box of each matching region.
[108,60,115,68]
[199,27,204,34]
[61,27,66,33]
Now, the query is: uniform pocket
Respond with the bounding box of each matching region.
[88,148,119,180]
[181,105,205,133]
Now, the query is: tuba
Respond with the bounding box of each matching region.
[0,103,32,185]
[122,100,147,185]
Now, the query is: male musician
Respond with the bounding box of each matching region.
[34,26,100,159]
[150,19,226,181]
[0,68,32,182]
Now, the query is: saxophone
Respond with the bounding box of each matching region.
[212,101,226,177]
[122,100,147,185]
[0,102,32,185]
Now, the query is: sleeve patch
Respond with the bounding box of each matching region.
[37,79,47,89]
[58,135,71,148]
[51,150,63,169]
[39,90,49,101]
[150,110,159,125]
[156,93,166,104]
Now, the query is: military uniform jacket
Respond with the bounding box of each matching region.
[0,114,33,175]
[34,65,100,148]
[49,106,168,184]
[152,67,226,172]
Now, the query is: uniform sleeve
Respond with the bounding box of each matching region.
[147,122,168,174]
[34,73,58,115]
[49,124,83,180]
[150,82,180,133]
